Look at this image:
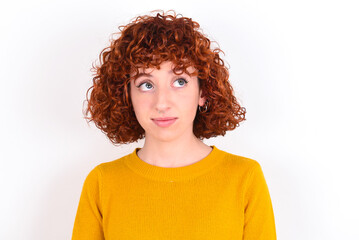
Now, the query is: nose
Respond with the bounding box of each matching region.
[154,86,171,113]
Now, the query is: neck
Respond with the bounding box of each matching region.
[137,133,212,168]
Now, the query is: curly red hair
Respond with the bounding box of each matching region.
[83,10,246,145]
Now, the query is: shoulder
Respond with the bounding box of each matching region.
[214,146,262,177]
[87,151,133,178]
[100,151,132,172]
[216,146,260,168]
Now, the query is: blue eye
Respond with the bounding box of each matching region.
[174,78,188,87]
[137,82,153,91]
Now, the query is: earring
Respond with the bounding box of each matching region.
[198,101,208,113]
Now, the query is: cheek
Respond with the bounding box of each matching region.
[179,93,200,112]
[130,92,141,115]
[131,94,151,117]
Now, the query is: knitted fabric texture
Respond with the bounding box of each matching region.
[72,145,276,239]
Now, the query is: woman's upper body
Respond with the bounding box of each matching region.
[73,10,276,239]
[72,145,276,240]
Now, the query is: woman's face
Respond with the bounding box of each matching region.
[129,61,206,142]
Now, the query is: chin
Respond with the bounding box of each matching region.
[145,130,182,143]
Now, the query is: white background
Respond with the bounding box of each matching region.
[1,0,358,239]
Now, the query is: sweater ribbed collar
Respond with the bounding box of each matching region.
[124,145,224,182]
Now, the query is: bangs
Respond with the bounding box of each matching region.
[129,57,199,80]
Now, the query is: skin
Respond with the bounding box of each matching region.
[129,61,213,168]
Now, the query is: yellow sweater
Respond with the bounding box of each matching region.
[72,145,276,239]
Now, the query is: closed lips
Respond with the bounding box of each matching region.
[152,118,177,121]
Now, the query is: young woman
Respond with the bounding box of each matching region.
[72,10,276,239]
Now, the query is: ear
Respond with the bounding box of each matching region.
[198,89,206,106]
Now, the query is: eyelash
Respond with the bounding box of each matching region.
[136,78,188,91]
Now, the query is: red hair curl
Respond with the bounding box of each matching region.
[83,10,246,145]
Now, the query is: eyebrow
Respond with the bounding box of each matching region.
[134,70,186,80]
[135,73,153,79]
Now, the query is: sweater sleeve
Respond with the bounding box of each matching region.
[243,161,276,239]
[72,166,105,240]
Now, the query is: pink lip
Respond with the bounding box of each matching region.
[152,117,177,127]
